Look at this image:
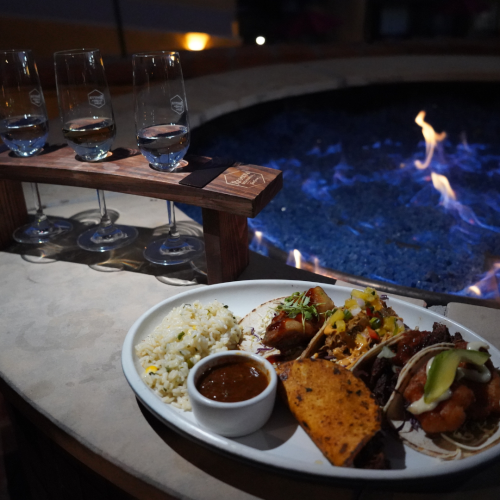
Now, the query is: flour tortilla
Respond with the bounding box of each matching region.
[238,297,284,359]
[385,344,500,460]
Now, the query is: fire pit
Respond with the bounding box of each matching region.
[185,81,500,305]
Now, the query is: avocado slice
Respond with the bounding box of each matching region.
[424,349,490,404]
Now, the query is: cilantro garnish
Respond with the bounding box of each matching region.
[276,291,321,331]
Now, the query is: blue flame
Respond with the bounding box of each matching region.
[180,104,500,299]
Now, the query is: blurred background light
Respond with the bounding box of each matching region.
[185,32,210,51]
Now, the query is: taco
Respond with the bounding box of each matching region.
[351,322,468,409]
[300,287,406,370]
[238,286,335,361]
[384,337,500,460]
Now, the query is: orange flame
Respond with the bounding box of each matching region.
[287,249,303,269]
[313,256,320,274]
[414,111,446,170]
[294,249,302,269]
[431,172,456,202]
[464,262,500,299]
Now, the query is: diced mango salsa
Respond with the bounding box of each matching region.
[355,333,369,349]
[344,298,358,309]
[324,309,347,334]
[329,308,345,324]
[336,319,346,333]
[351,288,377,303]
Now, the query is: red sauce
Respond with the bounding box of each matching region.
[196,359,268,402]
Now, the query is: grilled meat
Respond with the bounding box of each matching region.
[262,286,334,352]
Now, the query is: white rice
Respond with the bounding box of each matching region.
[135,300,242,411]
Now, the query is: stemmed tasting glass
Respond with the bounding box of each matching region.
[133,51,204,265]
[54,48,137,252]
[0,49,72,244]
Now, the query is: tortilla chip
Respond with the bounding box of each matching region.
[275,359,382,467]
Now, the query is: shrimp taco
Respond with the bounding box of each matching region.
[384,336,500,460]
[352,322,461,409]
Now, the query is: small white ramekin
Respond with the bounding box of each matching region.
[187,351,277,437]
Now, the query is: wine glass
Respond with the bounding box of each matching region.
[133,51,204,265]
[0,49,72,244]
[54,48,138,252]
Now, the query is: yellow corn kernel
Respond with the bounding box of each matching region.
[145,366,158,374]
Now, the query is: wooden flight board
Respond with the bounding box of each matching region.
[0,146,283,284]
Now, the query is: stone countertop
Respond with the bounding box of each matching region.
[2,189,500,500]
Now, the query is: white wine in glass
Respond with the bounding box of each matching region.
[0,49,72,244]
[54,48,137,252]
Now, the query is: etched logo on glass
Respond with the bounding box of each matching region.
[88,89,105,108]
[29,89,41,107]
[171,95,184,114]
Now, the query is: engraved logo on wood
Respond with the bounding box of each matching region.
[88,90,105,108]
[224,171,266,188]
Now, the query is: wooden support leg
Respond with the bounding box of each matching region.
[201,208,249,285]
[0,180,27,249]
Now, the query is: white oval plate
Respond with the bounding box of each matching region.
[122,280,500,481]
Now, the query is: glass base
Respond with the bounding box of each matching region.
[149,159,188,172]
[77,224,138,252]
[74,147,113,162]
[155,275,198,286]
[89,263,124,272]
[144,235,204,266]
[13,218,73,244]
[21,252,58,264]
[70,208,119,226]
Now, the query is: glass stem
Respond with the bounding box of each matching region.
[30,183,52,234]
[167,200,179,239]
[32,183,47,222]
[90,189,125,244]
[97,189,112,228]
